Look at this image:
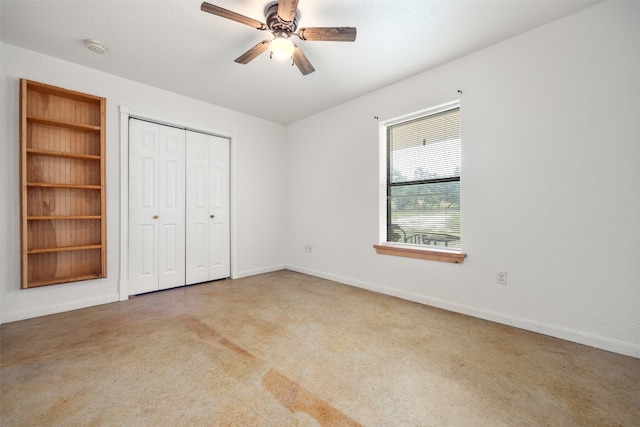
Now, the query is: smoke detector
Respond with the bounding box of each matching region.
[83,39,107,54]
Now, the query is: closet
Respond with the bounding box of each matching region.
[128,118,230,295]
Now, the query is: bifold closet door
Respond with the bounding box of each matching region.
[186,130,231,285]
[129,119,186,294]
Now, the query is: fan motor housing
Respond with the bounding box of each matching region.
[265,2,298,33]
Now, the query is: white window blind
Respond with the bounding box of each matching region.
[386,106,461,251]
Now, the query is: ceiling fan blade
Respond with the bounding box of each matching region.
[234,40,270,64]
[298,27,357,42]
[201,2,266,30]
[292,45,315,75]
[277,0,299,23]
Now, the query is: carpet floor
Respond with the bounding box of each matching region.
[1,270,639,426]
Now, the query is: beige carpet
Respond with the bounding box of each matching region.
[1,270,639,426]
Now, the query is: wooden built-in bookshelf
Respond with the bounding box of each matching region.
[20,79,106,288]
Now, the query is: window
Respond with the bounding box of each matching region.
[375,102,466,263]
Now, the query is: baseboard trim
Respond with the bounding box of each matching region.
[236,264,286,279]
[285,265,640,359]
[1,293,121,324]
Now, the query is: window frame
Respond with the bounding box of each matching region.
[375,101,466,263]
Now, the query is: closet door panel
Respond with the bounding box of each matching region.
[128,120,160,294]
[140,225,155,276]
[210,222,225,273]
[185,133,211,285]
[157,127,185,290]
[208,136,231,280]
[193,223,208,269]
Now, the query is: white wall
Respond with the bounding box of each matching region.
[284,1,640,357]
[0,43,287,323]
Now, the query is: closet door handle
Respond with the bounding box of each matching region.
[153,215,159,219]
[210,214,215,218]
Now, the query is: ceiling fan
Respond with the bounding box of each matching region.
[201,0,357,75]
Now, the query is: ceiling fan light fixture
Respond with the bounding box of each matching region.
[270,36,294,60]
[201,1,356,75]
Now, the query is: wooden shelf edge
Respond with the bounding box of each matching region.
[27,182,101,190]
[28,245,102,254]
[28,215,102,220]
[26,148,101,161]
[27,115,101,132]
[25,274,104,288]
[373,244,467,263]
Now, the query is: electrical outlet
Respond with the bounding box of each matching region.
[305,245,313,253]
[496,270,507,285]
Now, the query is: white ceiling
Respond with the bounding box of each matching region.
[0,0,599,124]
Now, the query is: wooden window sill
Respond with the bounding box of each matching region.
[374,244,467,263]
